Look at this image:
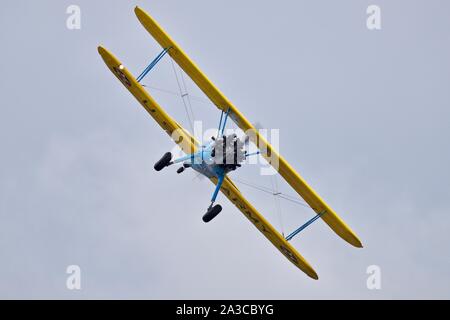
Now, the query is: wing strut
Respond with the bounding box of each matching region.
[136,47,170,82]
[220,108,230,137]
[285,211,326,241]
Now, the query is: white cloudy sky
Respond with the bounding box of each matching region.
[1,0,449,299]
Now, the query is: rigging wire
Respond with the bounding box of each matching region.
[170,59,196,134]
[231,177,311,209]
[270,175,285,236]
[180,70,196,121]
[142,84,214,106]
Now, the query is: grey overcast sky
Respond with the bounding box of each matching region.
[1,0,449,299]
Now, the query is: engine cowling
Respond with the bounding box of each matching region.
[211,134,245,171]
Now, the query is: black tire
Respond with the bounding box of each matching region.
[202,204,222,223]
[154,152,172,171]
[177,167,184,174]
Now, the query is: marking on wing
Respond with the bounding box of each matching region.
[280,245,299,265]
[113,66,131,87]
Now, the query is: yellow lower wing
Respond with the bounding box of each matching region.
[135,6,362,248]
[98,46,317,278]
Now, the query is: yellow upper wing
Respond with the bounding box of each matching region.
[134,6,362,248]
[98,45,318,278]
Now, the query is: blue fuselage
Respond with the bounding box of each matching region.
[188,142,226,179]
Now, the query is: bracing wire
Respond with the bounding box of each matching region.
[170,59,195,134]
[231,177,311,209]
[142,84,214,106]
[180,70,196,122]
[271,175,285,236]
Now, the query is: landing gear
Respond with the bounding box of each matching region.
[202,204,222,223]
[202,171,225,223]
[154,152,172,171]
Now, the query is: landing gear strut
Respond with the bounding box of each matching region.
[202,172,225,223]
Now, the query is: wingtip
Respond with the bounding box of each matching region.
[351,236,364,248]
[304,264,319,280]
[342,228,364,248]
[97,45,105,54]
[97,46,111,60]
[134,5,145,17]
[134,6,155,24]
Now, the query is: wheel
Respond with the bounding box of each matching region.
[177,167,184,174]
[154,152,172,171]
[202,204,222,223]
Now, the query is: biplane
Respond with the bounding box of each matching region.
[98,6,362,279]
